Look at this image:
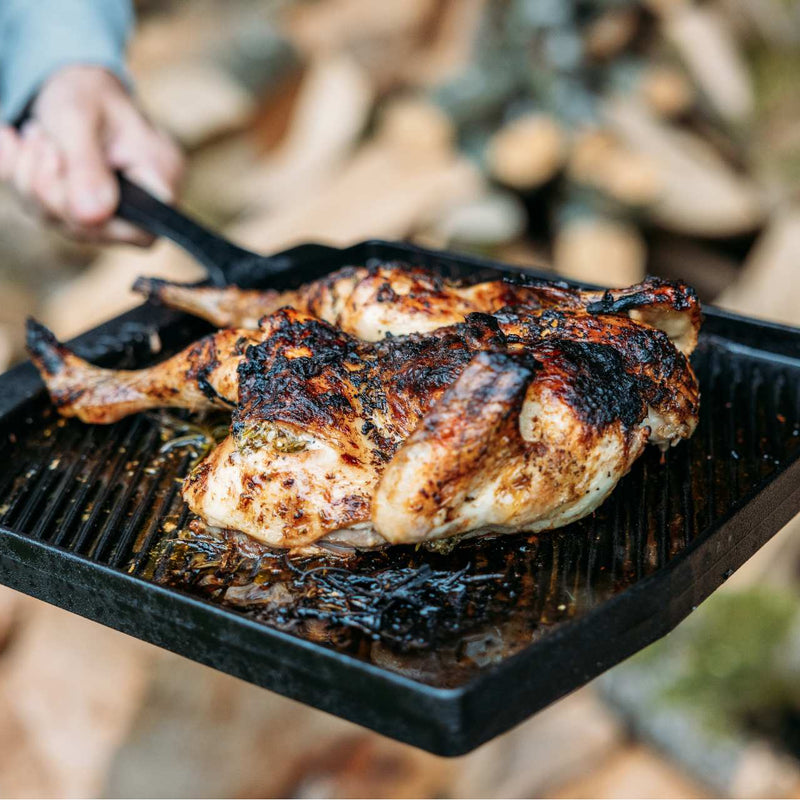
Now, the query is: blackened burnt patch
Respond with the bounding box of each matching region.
[185,334,234,406]
[586,278,698,315]
[236,312,360,431]
[535,340,648,430]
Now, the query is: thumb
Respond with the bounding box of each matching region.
[57,106,118,226]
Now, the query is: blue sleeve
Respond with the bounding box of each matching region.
[0,0,134,123]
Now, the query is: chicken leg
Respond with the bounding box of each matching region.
[26,319,260,424]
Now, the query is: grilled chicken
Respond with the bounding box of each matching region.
[135,265,700,355]
[27,277,700,551]
[28,272,698,426]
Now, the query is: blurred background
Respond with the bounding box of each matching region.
[0,0,799,796]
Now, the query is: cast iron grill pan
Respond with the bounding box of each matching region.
[1,240,799,755]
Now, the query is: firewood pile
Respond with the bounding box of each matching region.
[0,0,799,796]
[0,0,798,357]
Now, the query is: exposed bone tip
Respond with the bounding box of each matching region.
[132,276,167,300]
[26,318,67,376]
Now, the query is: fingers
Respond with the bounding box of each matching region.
[107,97,185,202]
[122,132,184,204]
[40,104,156,245]
[12,124,42,200]
[27,124,68,221]
[66,218,155,247]
[55,102,119,227]
[2,122,67,223]
[0,126,21,182]
[2,66,186,246]
[1,122,150,245]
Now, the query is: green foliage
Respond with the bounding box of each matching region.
[645,589,800,720]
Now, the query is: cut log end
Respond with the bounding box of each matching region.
[377,96,456,155]
[585,7,641,61]
[486,114,566,191]
[554,217,647,287]
[640,66,694,119]
[569,129,662,208]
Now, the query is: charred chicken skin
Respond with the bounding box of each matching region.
[27,268,700,552]
[134,264,700,355]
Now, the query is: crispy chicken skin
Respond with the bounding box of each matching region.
[28,273,699,426]
[26,320,260,424]
[28,290,700,551]
[134,265,700,355]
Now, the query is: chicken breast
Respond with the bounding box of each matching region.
[178,307,698,550]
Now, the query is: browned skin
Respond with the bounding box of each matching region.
[184,307,698,548]
[134,265,701,354]
[25,320,263,424]
[28,274,700,426]
[27,290,700,549]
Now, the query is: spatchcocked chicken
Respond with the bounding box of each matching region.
[27,264,701,552]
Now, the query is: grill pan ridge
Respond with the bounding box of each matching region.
[0,240,799,755]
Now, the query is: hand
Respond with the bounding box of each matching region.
[0,65,184,245]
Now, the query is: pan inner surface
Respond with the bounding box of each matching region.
[2,329,798,689]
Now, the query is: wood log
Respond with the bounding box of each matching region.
[494,239,551,271]
[42,241,204,340]
[716,209,800,326]
[179,133,264,223]
[135,21,299,149]
[0,327,10,373]
[0,603,152,797]
[552,744,713,799]
[128,3,235,77]
[229,137,484,255]
[136,61,258,149]
[400,0,487,87]
[663,4,754,125]
[603,97,764,237]
[377,95,455,156]
[724,516,800,593]
[641,0,692,19]
[213,22,300,98]
[553,205,647,286]
[486,113,566,191]
[249,66,306,155]
[639,64,695,119]
[718,0,800,47]
[238,54,373,211]
[449,688,622,798]
[568,128,662,208]
[647,232,741,301]
[605,57,695,121]
[284,0,436,56]
[431,60,519,128]
[584,5,641,61]
[729,742,800,799]
[104,652,452,798]
[418,190,528,251]
[282,732,450,798]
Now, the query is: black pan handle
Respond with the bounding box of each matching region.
[116,174,258,286]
